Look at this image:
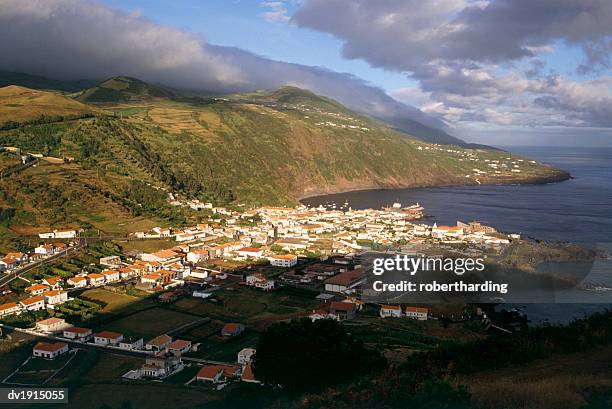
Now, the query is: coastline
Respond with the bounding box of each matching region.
[298,169,571,202]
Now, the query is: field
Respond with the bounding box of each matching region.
[101,307,202,339]
[186,328,260,362]
[464,344,612,409]
[80,288,152,314]
[171,286,319,328]
[3,350,78,386]
[0,86,95,125]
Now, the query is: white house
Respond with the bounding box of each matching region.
[118,337,144,350]
[237,348,256,364]
[324,270,364,293]
[33,342,69,359]
[234,247,264,259]
[145,334,172,351]
[0,302,21,318]
[20,296,46,311]
[379,305,402,318]
[36,317,69,333]
[86,273,106,287]
[67,276,87,288]
[44,290,68,307]
[405,306,428,320]
[53,229,77,238]
[63,326,93,341]
[269,254,298,267]
[245,273,275,291]
[101,269,120,283]
[94,331,124,346]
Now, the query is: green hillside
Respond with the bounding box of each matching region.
[0,85,97,127]
[75,76,173,103]
[0,81,569,233]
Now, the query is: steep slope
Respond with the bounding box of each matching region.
[0,71,96,92]
[0,85,97,126]
[0,84,569,212]
[76,76,174,103]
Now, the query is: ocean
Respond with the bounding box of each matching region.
[302,146,612,323]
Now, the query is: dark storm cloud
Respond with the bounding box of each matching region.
[0,0,445,131]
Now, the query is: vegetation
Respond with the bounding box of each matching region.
[253,318,386,392]
[0,78,569,226]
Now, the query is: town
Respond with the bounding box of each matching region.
[0,201,516,390]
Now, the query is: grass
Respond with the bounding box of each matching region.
[187,329,260,363]
[65,383,222,409]
[464,344,612,409]
[101,307,201,339]
[81,288,149,314]
[171,286,319,326]
[81,352,141,383]
[0,85,96,125]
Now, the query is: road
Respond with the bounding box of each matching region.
[0,245,83,288]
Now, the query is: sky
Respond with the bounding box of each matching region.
[0,0,611,146]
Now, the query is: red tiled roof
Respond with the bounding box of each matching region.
[34,342,67,353]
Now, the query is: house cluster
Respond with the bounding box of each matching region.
[37,230,79,239]
[0,242,70,273]
[380,304,429,320]
[0,278,70,319]
[135,202,511,263]
[309,296,364,321]
[195,347,259,385]
[414,144,537,180]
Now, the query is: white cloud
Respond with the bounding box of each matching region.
[260,1,291,23]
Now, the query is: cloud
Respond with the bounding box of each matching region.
[292,0,612,131]
[0,0,246,91]
[0,0,445,133]
[260,1,291,23]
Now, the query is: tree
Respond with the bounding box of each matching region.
[252,318,385,392]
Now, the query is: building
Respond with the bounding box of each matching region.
[63,326,93,341]
[36,317,69,333]
[324,269,365,293]
[44,290,68,307]
[54,230,77,239]
[329,301,357,320]
[118,337,144,350]
[94,331,124,346]
[41,277,62,290]
[196,365,224,383]
[141,249,182,265]
[0,302,21,318]
[380,304,402,318]
[67,276,87,288]
[145,334,172,351]
[86,273,106,287]
[33,342,69,359]
[269,254,298,267]
[235,247,264,259]
[100,255,122,267]
[237,348,256,364]
[101,269,120,283]
[222,323,245,337]
[245,273,275,291]
[196,364,241,383]
[141,351,183,378]
[168,339,192,354]
[19,296,45,311]
[405,306,428,320]
[25,284,49,296]
[241,363,260,384]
